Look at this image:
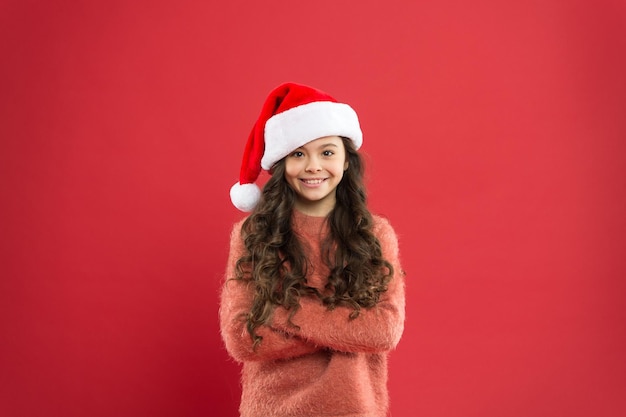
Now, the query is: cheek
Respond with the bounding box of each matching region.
[284,161,300,181]
[335,159,348,176]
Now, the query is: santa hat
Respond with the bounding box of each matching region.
[230,82,363,211]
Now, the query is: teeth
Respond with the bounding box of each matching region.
[303,179,324,184]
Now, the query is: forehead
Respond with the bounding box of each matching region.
[297,135,344,150]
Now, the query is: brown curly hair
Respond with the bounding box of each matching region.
[235,137,393,347]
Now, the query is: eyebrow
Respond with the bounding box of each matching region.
[298,142,339,151]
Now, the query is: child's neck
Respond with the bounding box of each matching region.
[293,200,334,217]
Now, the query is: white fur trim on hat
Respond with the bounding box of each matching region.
[230,182,261,212]
[261,101,362,170]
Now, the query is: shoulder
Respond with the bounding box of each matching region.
[371,214,396,237]
[371,214,400,256]
[230,216,248,234]
[229,216,250,247]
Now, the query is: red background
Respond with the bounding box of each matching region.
[1,1,625,416]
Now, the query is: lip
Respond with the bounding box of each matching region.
[299,178,327,187]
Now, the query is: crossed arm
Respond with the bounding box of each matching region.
[219,217,405,362]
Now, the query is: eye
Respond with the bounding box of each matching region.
[290,151,304,158]
[322,150,335,157]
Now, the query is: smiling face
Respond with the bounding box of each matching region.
[284,135,349,216]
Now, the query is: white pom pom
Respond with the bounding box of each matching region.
[230,182,261,212]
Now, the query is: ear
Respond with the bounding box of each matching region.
[344,160,349,171]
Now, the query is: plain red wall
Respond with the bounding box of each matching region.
[1,1,625,416]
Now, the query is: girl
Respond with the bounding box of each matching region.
[220,82,405,417]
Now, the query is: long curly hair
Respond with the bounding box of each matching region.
[235,137,393,347]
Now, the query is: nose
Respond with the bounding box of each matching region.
[305,156,322,172]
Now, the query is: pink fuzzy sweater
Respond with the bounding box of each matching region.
[219,210,405,417]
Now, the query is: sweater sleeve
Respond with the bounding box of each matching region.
[219,220,322,363]
[271,216,406,353]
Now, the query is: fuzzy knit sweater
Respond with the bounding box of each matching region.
[219,210,405,417]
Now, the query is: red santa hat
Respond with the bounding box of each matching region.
[230,82,363,211]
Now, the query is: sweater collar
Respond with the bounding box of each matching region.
[292,209,329,239]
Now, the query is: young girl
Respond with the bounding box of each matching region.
[220,82,405,417]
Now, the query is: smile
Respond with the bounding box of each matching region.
[300,178,326,185]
